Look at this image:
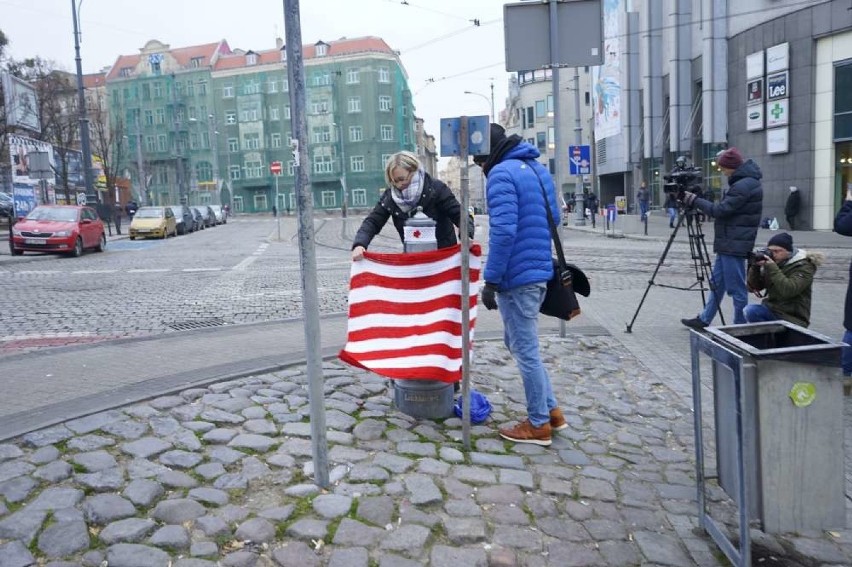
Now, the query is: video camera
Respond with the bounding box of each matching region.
[663,156,703,202]
[747,247,773,266]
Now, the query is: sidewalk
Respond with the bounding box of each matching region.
[0,216,850,565]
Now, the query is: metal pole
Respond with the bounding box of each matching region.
[71,0,96,203]
[572,72,585,226]
[275,174,280,240]
[459,117,472,451]
[338,123,347,217]
[134,112,146,206]
[208,114,222,206]
[284,0,328,489]
[490,80,495,123]
[549,0,567,339]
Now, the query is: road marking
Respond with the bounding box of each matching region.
[17,270,62,275]
[233,242,268,271]
[182,267,224,272]
[127,268,170,273]
[72,269,119,274]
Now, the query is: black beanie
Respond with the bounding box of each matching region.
[473,123,507,164]
[767,232,793,252]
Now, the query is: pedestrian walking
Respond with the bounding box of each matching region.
[785,186,801,230]
[272,204,278,217]
[96,202,113,236]
[113,204,122,235]
[351,151,470,260]
[473,123,566,447]
[833,186,852,376]
[637,181,650,221]
[125,200,138,220]
[664,191,678,228]
[681,147,763,328]
[586,192,599,228]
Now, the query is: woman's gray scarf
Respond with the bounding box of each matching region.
[391,170,425,213]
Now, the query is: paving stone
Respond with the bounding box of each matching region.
[194,514,231,537]
[788,537,849,564]
[195,462,227,479]
[380,524,431,553]
[416,457,451,475]
[313,494,353,518]
[200,408,246,424]
[0,475,37,503]
[498,468,535,490]
[470,452,525,469]
[202,428,237,444]
[149,524,190,550]
[182,421,215,433]
[578,477,617,501]
[167,429,202,452]
[270,541,321,567]
[332,518,385,546]
[0,444,24,462]
[150,396,185,410]
[352,419,386,440]
[234,517,276,543]
[34,459,73,482]
[492,525,544,550]
[0,460,35,483]
[266,452,297,468]
[188,487,230,506]
[215,504,250,524]
[280,422,312,437]
[76,467,126,492]
[443,517,487,544]
[356,495,395,527]
[122,437,173,459]
[122,478,165,507]
[151,498,206,523]
[37,520,89,557]
[220,550,259,567]
[81,550,106,566]
[213,472,248,489]
[452,465,497,485]
[476,484,525,505]
[545,541,606,566]
[99,518,157,544]
[29,487,84,510]
[240,456,272,480]
[404,474,442,505]
[349,464,390,482]
[258,505,295,522]
[328,445,370,463]
[396,441,436,457]
[158,469,199,488]
[0,540,35,567]
[175,559,218,567]
[285,518,329,541]
[65,410,124,434]
[21,425,74,448]
[207,446,244,465]
[0,508,47,544]
[28,445,60,464]
[101,419,149,440]
[159,449,203,469]
[107,543,171,567]
[190,541,218,557]
[83,493,137,525]
[377,553,422,567]
[328,546,369,567]
[444,498,481,517]
[430,545,488,567]
[243,419,277,434]
[633,531,692,566]
[438,446,464,463]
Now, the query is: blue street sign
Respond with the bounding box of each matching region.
[440,116,491,157]
[606,204,617,223]
[568,145,591,175]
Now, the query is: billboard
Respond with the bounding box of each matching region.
[592,0,623,140]
[2,72,40,133]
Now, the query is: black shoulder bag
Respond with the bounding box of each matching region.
[527,161,590,321]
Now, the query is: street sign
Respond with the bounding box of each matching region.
[270,161,283,175]
[439,116,490,157]
[568,145,591,175]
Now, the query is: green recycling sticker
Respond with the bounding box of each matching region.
[789,382,816,407]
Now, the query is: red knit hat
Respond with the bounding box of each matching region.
[717,147,744,170]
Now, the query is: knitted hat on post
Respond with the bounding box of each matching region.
[767,232,793,252]
[717,147,744,170]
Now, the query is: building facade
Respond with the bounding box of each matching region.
[105,36,416,214]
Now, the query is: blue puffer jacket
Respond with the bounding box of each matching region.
[484,143,560,290]
[692,159,763,257]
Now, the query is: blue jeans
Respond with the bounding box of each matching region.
[640,203,649,221]
[699,254,748,325]
[743,304,778,323]
[496,283,556,427]
[842,330,852,376]
[667,207,677,226]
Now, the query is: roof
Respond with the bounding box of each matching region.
[83,73,106,89]
[213,36,397,71]
[105,40,231,81]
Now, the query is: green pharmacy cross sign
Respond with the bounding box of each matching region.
[770,103,784,119]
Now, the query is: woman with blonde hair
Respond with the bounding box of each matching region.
[351,151,471,260]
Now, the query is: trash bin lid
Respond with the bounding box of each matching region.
[704,321,844,366]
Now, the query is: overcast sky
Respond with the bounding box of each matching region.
[2,0,510,158]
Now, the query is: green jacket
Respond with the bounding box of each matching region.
[747,248,823,327]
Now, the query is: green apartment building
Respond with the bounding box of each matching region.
[105,37,415,213]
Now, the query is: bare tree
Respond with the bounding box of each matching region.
[89,90,125,209]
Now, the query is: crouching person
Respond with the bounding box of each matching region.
[744,232,823,327]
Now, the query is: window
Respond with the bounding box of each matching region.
[548,127,555,149]
[280,49,287,62]
[157,135,168,152]
[150,56,161,75]
[380,125,393,141]
[312,126,332,144]
[348,97,361,113]
[535,100,546,119]
[246,52,258,66]
[378,67,390,83]
[547,94,553,114]
[189,133,198,149]
[350,156,365,172]
[243,133,261,150]
[188,106,198,121]
[144,110,154,126]
[244,160,263,178]
[201,132,209,148]
[352,188,367,207]
[153,82,163,98]
[243,81,260,95]
[523,106,535,129]
[313,149,333,174]
[269,107,280,121]
[584,91,590,106]
[346,68,360,84]
[228,138,238,152]
[223,85,235,98]
[271,133,282,148]
[284,106,291,119]
[313,72,331,86]
[120,67,132,78]
[196,162,213,181]
[268,80,278,93]
[254,194,267,210]
[186,82,195,97]
[349,126,362,142]
[287,160,295,175]
[310,99,329,115]
[321,191,336,207]
[145,136,156,152]
[229,165,241,180]
[381,154,393,167]
[316,42,328,57]
[283,78,289,92]
[142,84,151,100]
[155,167,168,185]
[240,108,259,122]
[379,96,392,112]
[198,81,207,96]
[155,108,165,124]
[191,57,203,68]
[225,111,236,124]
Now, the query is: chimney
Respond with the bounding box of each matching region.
[275,37,283,49]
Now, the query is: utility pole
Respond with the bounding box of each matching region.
[283,0,329,489]
[70,0,96,204]
[134,111,147,205]
[338,122,347,217]
[572,70,585,226]
[208,113,223,206]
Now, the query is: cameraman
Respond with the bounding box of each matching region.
[681,147,763,328]
[744,233,822,327]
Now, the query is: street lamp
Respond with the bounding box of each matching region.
[463,87,495,122]
[333,122,347,217]
[70,0,96,203]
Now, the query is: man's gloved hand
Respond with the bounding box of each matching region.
[681,191,698,208]
[481,282,498,310]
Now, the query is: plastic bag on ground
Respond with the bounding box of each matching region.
[453,389,493,424]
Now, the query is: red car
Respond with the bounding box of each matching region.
[11,205,106,257]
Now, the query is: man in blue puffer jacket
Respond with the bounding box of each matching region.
[474,124,566,447]
[681,147,763,328]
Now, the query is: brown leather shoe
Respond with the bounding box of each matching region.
[550,408,568,431]
[498,420,552,446]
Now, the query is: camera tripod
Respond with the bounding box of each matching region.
[625,207,725,332]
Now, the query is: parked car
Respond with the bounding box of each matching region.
[169,204,196,235]
[190,207,206,230]
[10,205,106,257]
[0,192,13,218]
[209,205,227,225]
[191,205,216,228]
[129,206,177,240]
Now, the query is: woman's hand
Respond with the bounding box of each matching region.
[352,246,366,261]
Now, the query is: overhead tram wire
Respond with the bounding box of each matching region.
[400,18,500,54]
[379,0,477,21]
[415,62,503,95]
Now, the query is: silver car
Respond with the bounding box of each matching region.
[209,205,227,225]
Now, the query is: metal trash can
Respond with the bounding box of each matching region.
[393,208,455,419]
[698,321,845,534]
